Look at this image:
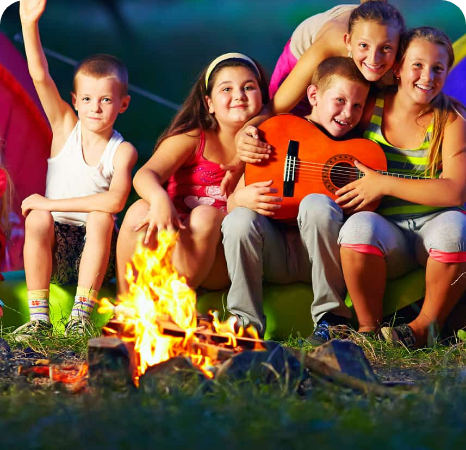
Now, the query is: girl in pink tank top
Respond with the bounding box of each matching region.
[117,53,269,293]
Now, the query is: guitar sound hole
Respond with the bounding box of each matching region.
[330,162,357,188]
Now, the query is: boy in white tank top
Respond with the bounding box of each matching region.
[15,0,137,339]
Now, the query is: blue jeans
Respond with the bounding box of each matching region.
[221,194,350,334]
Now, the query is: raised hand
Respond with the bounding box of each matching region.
[235,125,272,163]
[20,0,47,25]
[234,180,282,217]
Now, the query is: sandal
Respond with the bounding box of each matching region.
[380,323,416,349]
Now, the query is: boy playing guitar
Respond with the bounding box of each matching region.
[223,56,373,343]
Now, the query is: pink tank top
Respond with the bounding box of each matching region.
[166,131,227,216]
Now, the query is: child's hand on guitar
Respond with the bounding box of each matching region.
[234,180,282,217]
[235,126,272,164]
[335,161,385,212]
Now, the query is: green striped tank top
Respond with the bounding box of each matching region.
[363,92,446,219]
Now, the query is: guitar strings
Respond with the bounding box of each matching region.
[282,160,424,180]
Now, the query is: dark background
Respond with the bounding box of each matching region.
[0,0,465,166]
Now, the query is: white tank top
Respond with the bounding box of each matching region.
[289,4,357,59]
[45,121,124,226]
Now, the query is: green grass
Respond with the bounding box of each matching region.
[1,331,466,449]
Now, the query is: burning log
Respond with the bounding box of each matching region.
[96,231,269,385]
[17,360,88,393]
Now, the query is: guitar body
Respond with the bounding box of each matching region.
[245,114,387,220]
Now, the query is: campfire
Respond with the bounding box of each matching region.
[96,230,265,386]
[13,231,399,397]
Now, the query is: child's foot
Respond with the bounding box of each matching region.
[306,313,349,346]
[64,317,95,337]
[12,320,53,342]
[380,323,417,349]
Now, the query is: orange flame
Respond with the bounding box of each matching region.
[99,230,263,386]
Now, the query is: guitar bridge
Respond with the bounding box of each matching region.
[283,140,298,197]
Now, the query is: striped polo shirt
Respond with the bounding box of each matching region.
[363,92,452,219]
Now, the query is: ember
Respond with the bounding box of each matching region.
[99,231,264,386]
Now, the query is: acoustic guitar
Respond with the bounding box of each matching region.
[244,114,387,221]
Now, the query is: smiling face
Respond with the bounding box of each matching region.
[205,66,263,129]
[396,38,450,106]
[72,73,130,134]
[345,20,400,82]
[307,77,369,138]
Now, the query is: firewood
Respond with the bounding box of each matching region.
[189,341,236,362]
[288,347,417,397]
[87,337,136,389]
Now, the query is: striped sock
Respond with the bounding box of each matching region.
[70,287,98,321]
[28,289,50,323]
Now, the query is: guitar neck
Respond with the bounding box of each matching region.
[361,170,427,180]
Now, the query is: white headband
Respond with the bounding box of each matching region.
[205,52,261,88]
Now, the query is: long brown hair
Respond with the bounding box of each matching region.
[399,27,464,177]
[153,57,269,152]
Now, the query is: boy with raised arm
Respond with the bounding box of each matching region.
[222,56,370,343]
[15,0,137,338]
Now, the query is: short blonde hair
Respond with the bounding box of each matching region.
[311,56,370,93]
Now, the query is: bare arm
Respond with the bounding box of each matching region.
[337,114,466,210]
[270,29,343,114]
[21,142,138,215]
[131,133,198,240]
[133,132,198,202]
[235,26,344,163]
[20,0,76,152]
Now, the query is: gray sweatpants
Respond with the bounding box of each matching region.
[338,209,466,279]
[221,194,350,334]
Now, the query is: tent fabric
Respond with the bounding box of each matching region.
[444,33,466,104]
[444,56,466,105]
[0,33,52,271]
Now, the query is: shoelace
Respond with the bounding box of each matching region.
[314,320,331,340]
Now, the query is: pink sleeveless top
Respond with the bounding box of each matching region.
[166,131,227,216]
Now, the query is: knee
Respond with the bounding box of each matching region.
[189,206,224,235]
[339,212,379,245]
[222,207,264,240]
[427,212,466,252]
[298,194,343,228]
[120,199,150,233]
[25,210,54,237]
